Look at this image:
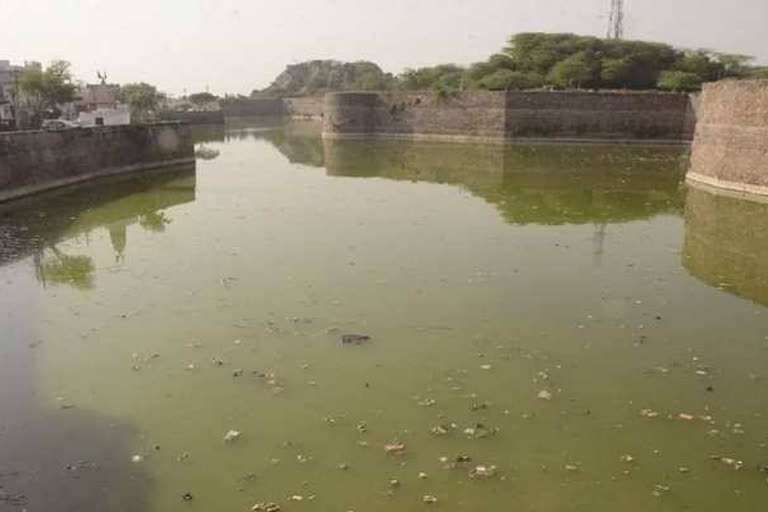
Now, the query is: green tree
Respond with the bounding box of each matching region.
[600,58,632,88]
[188,92,217,105]
[19,60,77,125]
[119,83,164,120]
[547,52,594,88]
[476,70,542,90]
[657,71,702,92]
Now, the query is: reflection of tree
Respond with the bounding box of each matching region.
[139,211,171,232]
[194,145,221,160]
[34,246,95,290]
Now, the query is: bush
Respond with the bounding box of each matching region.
[656,71,703,92]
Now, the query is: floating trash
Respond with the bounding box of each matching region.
[181,492,194,501]
[131,454,143,463]
[224,430,241,443]
[252,503,281,512]
[385,443,406,455]
[469,465,497,478]
[537,390,553,401]
[341,334,371,345]
[422,495,438,504]
[418,472,428,479]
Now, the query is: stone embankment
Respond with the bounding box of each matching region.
[322,90,695,144]
[687,80,768,196]
[0,122,194,203]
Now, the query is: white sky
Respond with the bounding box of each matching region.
[3,0,766,96]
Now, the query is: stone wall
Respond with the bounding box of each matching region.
[160,110,225,124]
[221,98,284,117]
[687,80,768,196]
[0,122,194,203]
[283,97,324,119]
[323,90,694,143]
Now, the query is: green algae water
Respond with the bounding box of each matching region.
[1,121,768,512]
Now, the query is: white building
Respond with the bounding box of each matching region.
[76,84,131,126]
[78,104,131,127]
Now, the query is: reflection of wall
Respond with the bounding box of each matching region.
[683,186,768,306]
[687,80,768,196]
[322,138,685,225]
[0,122,194,203]
[283,97,324,120]
[0,165,196,266]
[323,91,694,143]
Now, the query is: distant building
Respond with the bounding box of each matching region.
[0,60,23,129]
[76,84,131,126]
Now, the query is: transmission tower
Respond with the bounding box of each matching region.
[607,0,625,39]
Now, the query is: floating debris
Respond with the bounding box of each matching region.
[224,430,241,443]
[418,472,428,479]
[640,409,659,418]
[619,454,634,463]
[337,463,349,471]
[357,422,368,433]
[131,455,143,463]
[652,484,670,497]
[678,466,690,473]
[564,464,580,472]
[385,443,406,455]
[341,334,371,345]
[422,495,438,504]
[233,369,244,377]
[677,413,695,421]
[252,503,281,512]
[712,456,744,470]
[288,495,304,502]
[181,492,194,501]
[389,479,401,488]
[537,390,553,401]
[480,364,492,370]
[469,465,497,478]
[430,425,449,436]
[418,398,437,407]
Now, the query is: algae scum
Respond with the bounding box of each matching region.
[1,122,768,511]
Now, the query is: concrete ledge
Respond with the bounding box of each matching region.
[0,157,196,204]
[322,131,691,146]
[686,171,768,200]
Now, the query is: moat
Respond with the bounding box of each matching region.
[1,121,767,511]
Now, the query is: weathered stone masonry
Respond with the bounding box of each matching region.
[0,122,194,203]
[322,90,694,144]
[687,80,768,196]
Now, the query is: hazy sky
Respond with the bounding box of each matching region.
[3,0,767,95]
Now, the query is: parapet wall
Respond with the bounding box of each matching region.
[687,80,768,196]
[0,122,194,203]
[323,90,694,144]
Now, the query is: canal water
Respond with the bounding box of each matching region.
[1,121,767,511]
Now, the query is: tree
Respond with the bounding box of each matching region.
[547,52,594,88]
[118,83,164,120]
[19,60,77,125]
[657,71,702,92]
[476,70,542,90]
[600,58,632,88]
[713,53,754,78]
[188,92,217,105]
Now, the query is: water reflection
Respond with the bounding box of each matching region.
[0,165,196,279]
[322,140,687,225]
[684,185,768,306]
[203,121,687,226]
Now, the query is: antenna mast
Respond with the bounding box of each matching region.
[607,0,625,39]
